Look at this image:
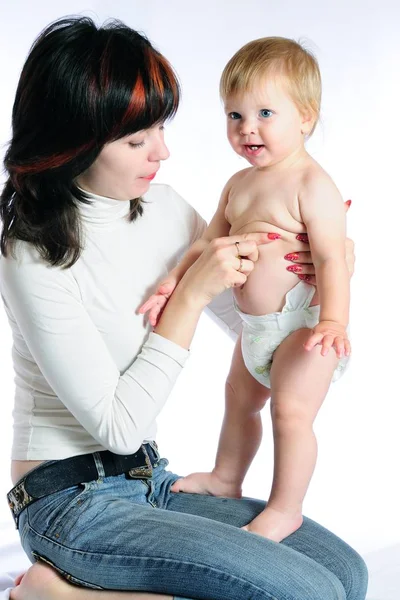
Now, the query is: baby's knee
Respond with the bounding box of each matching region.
[225,375,270,412]
[270,398,313,429]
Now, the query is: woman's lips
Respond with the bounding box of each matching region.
[142,172,157,181]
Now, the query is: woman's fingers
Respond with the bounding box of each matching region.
[344,199,352,212]
[286,263,315,276]
[285,251,312,264]
[297,274,316,285]
[236,256,254,275]
[345,237,355,277]
[211,232,280,263]
[178,231,281,308]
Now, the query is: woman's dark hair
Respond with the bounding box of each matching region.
[0,16,180,267]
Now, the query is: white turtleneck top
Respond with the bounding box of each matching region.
[0,184,242,460]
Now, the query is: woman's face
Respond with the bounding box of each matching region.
[77,124,170,200]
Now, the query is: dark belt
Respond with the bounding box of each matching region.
[7,442,160,528]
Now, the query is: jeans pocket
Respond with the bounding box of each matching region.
[19,514,30,549]
[40,481,97,542]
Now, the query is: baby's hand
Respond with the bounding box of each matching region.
[304,321,351,359]
[170,471,242,499]
[138,277,178,327]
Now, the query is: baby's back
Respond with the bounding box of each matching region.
[227,156,324,315]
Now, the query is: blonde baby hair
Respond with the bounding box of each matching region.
[220,36,321,136]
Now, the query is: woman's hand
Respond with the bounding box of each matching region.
[285,200,354,285]
[177,232,280,310]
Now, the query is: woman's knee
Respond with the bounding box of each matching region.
[296,568,347,600]
[338,547,368,600]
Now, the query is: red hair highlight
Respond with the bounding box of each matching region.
[9,140,95,175]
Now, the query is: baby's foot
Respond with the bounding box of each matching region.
[242,506,303,542]
[11,561,72,600]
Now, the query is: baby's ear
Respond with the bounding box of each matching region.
[300,110,316,135]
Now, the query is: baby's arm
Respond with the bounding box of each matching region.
[139,176,234,325]
[300,172,350,358]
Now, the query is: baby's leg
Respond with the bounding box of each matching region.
[213,333,271,489]
[243,328,338,542]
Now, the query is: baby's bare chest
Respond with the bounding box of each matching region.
[226,173,303,234]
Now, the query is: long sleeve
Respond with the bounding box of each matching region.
[1,250,189,456]
[188,206,242,342]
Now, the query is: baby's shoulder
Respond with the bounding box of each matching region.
[300,159,339,197]
[227,167,253,187]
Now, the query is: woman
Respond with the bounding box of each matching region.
[1,16,366,600]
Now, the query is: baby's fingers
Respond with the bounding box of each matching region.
[321,335,334,357]
[138,295,159,314]
[158,282,175,296]
[333,337,345,359]
[303,331,323,352]
[149,305,162,327]
[333,337,351,359]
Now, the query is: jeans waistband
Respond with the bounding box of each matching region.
[7,441,160,528]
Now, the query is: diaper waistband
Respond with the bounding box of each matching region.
[235,281,319,332]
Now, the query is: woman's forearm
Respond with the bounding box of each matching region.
[154,283,204,349]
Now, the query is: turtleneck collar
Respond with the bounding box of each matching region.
[77,187,131,227]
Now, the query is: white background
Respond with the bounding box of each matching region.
[0,0,399,570]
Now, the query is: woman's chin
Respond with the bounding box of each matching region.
[132,178,151,197]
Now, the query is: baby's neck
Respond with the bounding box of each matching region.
[257,146,310,173]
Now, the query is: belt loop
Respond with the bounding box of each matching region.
[93,452,105,479]
[148,440,160,460]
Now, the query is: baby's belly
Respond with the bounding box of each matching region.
[231,222,316,316]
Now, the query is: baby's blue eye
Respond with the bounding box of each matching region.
[228,112,241,120]
[260,109,273,118]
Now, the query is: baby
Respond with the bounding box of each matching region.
[140,37,350,542]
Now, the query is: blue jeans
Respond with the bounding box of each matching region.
[17,455,368,600]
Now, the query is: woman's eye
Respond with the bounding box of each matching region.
[228,112,241,120]
[260,109,273,118]
[129,141,145,148]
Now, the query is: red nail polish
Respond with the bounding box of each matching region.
[296,234,308,243]
[284,253,299,261]
[298,274,311,281]
[268,233,281,240]
[345,199,352,207]
[287,265,302,273]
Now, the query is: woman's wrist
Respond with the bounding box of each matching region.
[174,274,211,311]
[154,282,205,350]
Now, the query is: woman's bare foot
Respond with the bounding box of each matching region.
[241,506,303,542]
[10,562,71,600]
[10,560,174,599]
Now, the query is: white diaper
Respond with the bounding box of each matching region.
[235,281,349,388]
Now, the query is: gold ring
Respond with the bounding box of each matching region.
[237,257,243,273]
[235,241,240,257]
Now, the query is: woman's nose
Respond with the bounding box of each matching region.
[149,133,170,162]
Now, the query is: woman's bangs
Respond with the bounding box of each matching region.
[117,49,180,137]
